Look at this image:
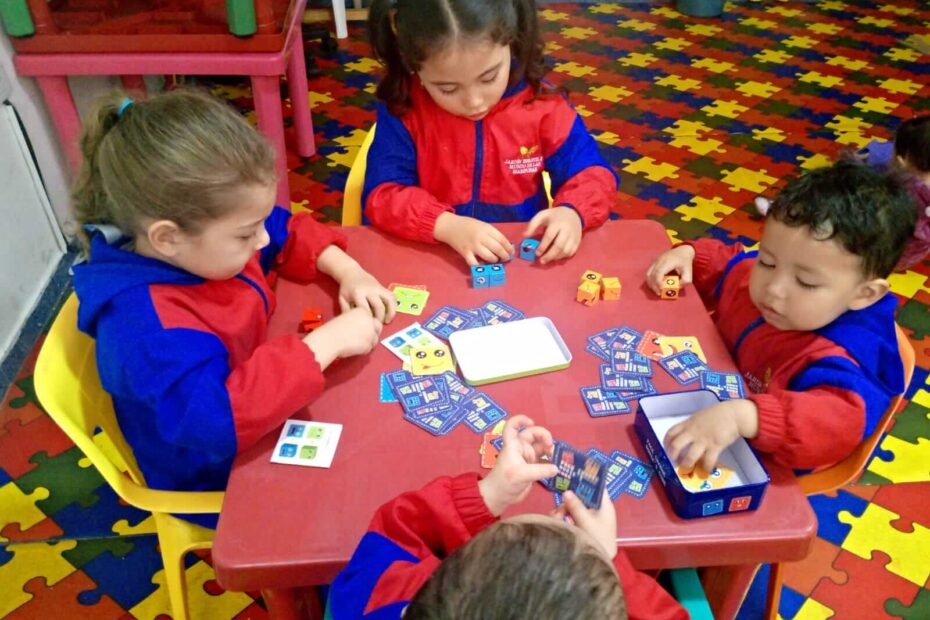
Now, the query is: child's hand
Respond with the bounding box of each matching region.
[434,212,514,266]
[302,307,383,369]
[478,415,559,517]
[664,399,759,471]
[645,245,696,296]
[337,266,397,324]
[523,206,583,264]
[557,489,618,560]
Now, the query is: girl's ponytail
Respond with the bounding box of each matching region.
[369,0,413,115]
[71,92,128,251]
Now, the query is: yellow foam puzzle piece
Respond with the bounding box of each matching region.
[618,52,659,68]
[595,131,621,146]
[112,515,158,537]
[887,271,930,299]
[590,3,623,14]
[752,128,786,143]
[884,47,922,62]
[0,483,50,543]
[334,128,370,148]
[879,4,914,15]
[826,55,870,71]
[663,119,713,137]
[325,145,359,169]
[675,196,735,225]
[560,26,597,40]
[766,5,802,16]
[720,167,777,193]
[669,135,726,156]
[650,6,682,18]
[798,71,845,89]
[685,24,722,37]
[539,8,569,21]
[740,17,777,30]
[574,104,593,118]
[665,228,682,245]
[807,22,843,35]
[622,156,680,182]
[825,115,873,133]
[654,37,692,51]
[853,96,899,115]
[838,501,930,585]
[290,199,311,215]
[692,58,735,74]
[554,61,597,78]
[701,100,749,119]
[865,437,930,485]
[798,153,833,170]
[736,80,782,98]
[655,74,702,92]
[878,78,923,95]
[130,561,253,620]
[308,90,334,106]
[789,597,835,620]
[617,18,655,32]
[783,35,819,49]
[857,15,895,28]
[0,540,78,617]
[588,85,633,103]
[345,57,381,74]
[818,0,848,10]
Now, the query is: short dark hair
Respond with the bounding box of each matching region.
[768,158,917,278]
[405,520,626,620]
[894,115,930,173]
[368,0,549,116]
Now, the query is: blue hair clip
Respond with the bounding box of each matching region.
[117,98,134,117]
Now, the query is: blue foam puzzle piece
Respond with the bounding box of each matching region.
[806,488,869,546]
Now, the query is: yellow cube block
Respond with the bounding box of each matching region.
[602,277,621,301]
[576,280,601,306]
[580,270,603,286]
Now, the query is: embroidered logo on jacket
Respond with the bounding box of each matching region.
[505,145,544,176]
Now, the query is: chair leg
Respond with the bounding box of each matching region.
[251,75,291,208]
[155,524,192,620]
[331,0,348,38]
[765,562,784,620]
[262,587,323,620]
[286,35,316,158]
[700,564,759,620]
[35,76,82,172]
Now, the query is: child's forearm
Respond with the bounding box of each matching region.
[316,245,362,284]
[733,398,759,439]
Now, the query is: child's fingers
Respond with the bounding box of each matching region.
[381,291,397,323]
[523,210,548,239]
[663,423,689,462]
[338,295,352,314]
[538,228,569,264]
[535,225,562,263]
[488,227,515,259]
[462,250,478,266]
[368,294,387,323]
[502,415,534,447]
[484,235,514,263]
[513,462,560,485]
[676,441,705,470]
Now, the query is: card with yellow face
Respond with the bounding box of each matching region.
[409,344,456,376]
[657,336,707,363]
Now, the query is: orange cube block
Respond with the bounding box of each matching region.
[580,269,603,286]
[602,277,621,301]
[660,275,680,300]
[576,280,601,306]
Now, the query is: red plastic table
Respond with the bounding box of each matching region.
[213,220,816,619]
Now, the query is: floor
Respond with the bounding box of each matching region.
[2,2,930,618]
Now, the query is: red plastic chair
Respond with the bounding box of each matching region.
[10,0,313,208]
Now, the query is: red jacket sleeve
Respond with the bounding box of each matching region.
[227,334,326,452]
[748,385,866,470]
[273,212,348,283]
[551,166,615,230]
[614,552,690,620]
[366,183,453,243]
[681,238,745,307]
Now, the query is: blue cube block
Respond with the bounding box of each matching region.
[471,265,490,288]
[519,238,540,261]
[489,263,506,286]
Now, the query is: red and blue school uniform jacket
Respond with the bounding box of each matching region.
[71,207,345,527]
[362,77,618,242]
[685,238,905,470]
[329,473,688,620]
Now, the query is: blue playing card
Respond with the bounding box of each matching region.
[587,327,619,358]
[700,370,746,400]
[479,299,526,325]
[580,385,632,417]
[610,451,654,499]
[548,443,609,509]
[460,392,508,433]
[586,343,610,361]
[659,351,709,385]
[610,349,653,376]
[423,305,481,339]
[379,373,399,403]
[609,326,644,352]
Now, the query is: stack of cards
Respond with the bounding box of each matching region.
[545,442,609,509]
[478,420,507,469]
[382,370,510,436]
[422,299,526,340]
[546,441,655,507]
[381,322,445,363]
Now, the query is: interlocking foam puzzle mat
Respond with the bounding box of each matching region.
[2,2,929,617]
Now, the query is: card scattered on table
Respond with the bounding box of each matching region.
[392,286,430,316]
[272,420,342,468]
[658,351,709,385]
[700,371,746,400]
[381,322,444,362]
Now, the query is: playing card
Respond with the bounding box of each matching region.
[393,286,430,316]
[610,451,654,498]
[459,392,508,433]
[659,351,709,385]
[635,329,665,359]
[610,326,644,352]
[423,305,481,339]
[479,299,526,325]
[700,371,746,400]
[548,443,609,509]
[586,343,610,361]
[379,372,399,403]
[609,349,654,376]
[393,375,452,417]
[441,371,477,403]
[587,327,619,357]
[580,385,632,417]
[657,336,707,362]
[381,322,444,362]
[677,464,734,492]
[409,344,455,376]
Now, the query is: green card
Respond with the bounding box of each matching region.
[393,286,430,316]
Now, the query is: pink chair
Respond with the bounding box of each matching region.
[12,0,313,208]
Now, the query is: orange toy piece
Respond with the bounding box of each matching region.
[660,274,681,300]
[602,276,621,301]
[580,269,603,286]
[300,307,324,332]
[576,280,600,306]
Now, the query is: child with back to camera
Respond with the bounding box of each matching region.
[645,159,916,473]
[861,114,930,270]
[363,0,619,266]
[71,90,395,527]
[328,415,688,620]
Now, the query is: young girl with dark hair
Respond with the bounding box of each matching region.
[364,0,618,266]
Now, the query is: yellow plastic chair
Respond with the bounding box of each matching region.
[762,323,915,620]
[34,293,225,620]
[342,124,554,226]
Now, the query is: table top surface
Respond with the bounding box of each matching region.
[213,220,816,591]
